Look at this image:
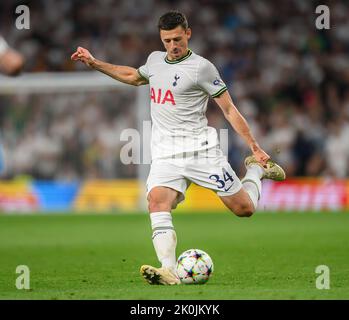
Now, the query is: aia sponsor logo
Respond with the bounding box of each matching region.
[150,88,176,105]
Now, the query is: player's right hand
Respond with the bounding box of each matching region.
[71,46,95,67]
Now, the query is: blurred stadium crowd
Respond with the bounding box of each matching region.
[1,0,349,180]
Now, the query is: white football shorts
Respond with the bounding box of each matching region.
[146,147,242,208]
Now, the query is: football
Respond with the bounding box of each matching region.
[176,249,214,284]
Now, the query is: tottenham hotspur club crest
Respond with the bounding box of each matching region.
[173,74,180,86]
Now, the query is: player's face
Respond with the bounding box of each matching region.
[160,26,191,61]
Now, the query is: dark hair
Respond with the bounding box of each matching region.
[158,11,188,30]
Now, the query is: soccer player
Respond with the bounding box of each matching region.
[71,11,285,285]
[0,36,24,174]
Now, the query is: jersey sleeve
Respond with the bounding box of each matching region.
[197,59,228,98]
[137,64,149,82]
[137,53,152,82]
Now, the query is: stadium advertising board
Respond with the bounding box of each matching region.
[0,179,347,213]
[0,180,38,212]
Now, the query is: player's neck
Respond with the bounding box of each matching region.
[167,48,190,61]
[165,48,192,64]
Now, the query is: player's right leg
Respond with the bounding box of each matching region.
[140,162,188,285]
[140,186,181,285]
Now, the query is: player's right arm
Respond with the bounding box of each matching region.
[71,46,148,86]
[0,36,24,76]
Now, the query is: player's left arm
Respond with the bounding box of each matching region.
[214,90,270,165]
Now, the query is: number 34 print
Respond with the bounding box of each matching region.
[209,168,235,192]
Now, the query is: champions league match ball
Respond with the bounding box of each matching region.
[176,249,214,284]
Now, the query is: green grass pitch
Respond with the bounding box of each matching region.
[0,211,348,300]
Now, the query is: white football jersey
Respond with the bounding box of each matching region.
[138,49,228,160]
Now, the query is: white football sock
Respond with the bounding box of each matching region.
[150,212,177,272]
[241,165,263,210]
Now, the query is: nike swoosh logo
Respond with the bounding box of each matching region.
[224,184,233,192]
[149,74,154,78]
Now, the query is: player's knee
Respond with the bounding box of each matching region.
[147,196,171,212]
[147,187,179,213]
[233,202,255,218]
[148,201,170,212]
[237,210,254,218]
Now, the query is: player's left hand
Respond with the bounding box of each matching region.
[251,145,270,167]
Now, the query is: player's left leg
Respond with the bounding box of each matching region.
[219,157,265,217]
[220,155,286,216]
[185,149,285,218]
[219,187,256,217]
[185,152,252,217]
